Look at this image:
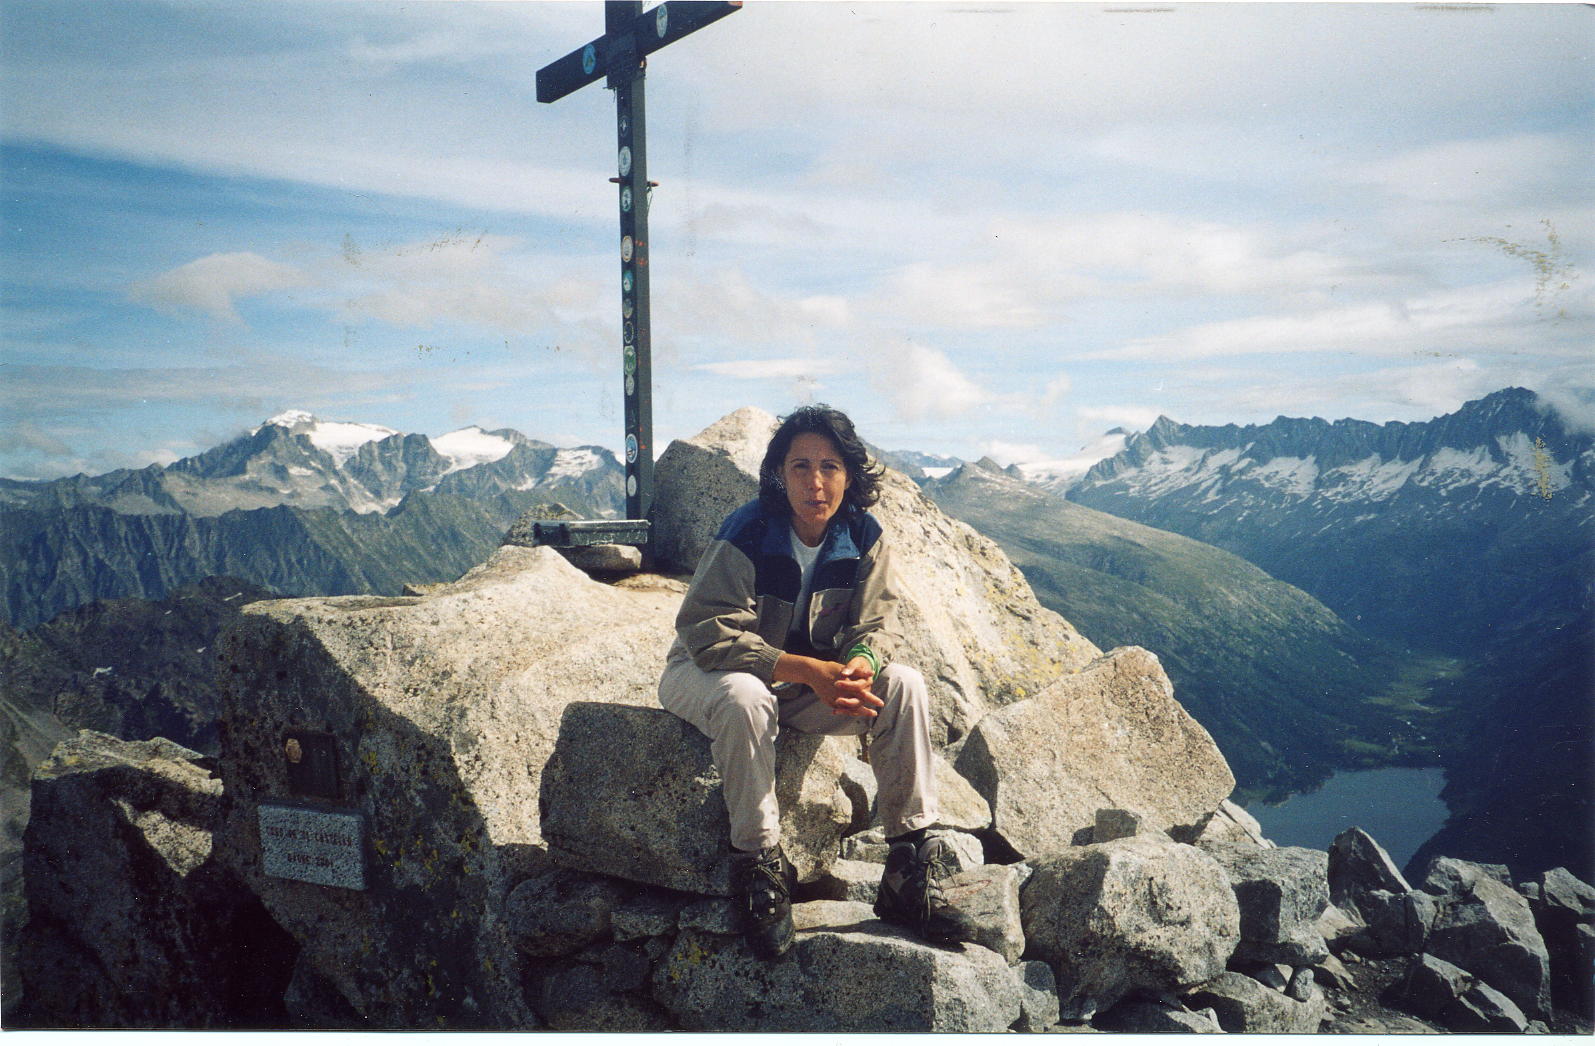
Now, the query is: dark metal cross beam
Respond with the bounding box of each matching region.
[536,1,741,545]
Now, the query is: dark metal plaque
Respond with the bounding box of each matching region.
[283,730,339,801]
[531,519,652,548]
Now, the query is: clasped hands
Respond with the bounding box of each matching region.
[775,653,884,718]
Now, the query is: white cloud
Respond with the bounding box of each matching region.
[129,252,306,322]
[695,359,826,381]
[0,361,409,416]
[0,419,72,457]
[1353,133,1586,205]
[866,341,991,422]
[1077,405,1168,433]
[663,268,853,349]
[879,261,1052,330]
[331,233,602,334]
[1087,278,1592,362]
[1162,358,1526,427]
[1536,388,1595,437]
[991,213,1369,300]
[1011,430,1131,483]
[853,210,1381,335]
[977,440,1044,467]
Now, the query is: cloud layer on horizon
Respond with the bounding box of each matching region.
[1,1,1590,478]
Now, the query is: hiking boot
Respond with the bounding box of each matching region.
[874,832,960,942]
[730,844,794,960]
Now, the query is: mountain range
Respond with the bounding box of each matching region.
[1065,387,1593,881]
[0,411,625,628]
[1067,387,1591,655]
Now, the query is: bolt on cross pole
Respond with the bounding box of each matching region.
[535,1,741,548]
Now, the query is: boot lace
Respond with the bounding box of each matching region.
[743,849,789,920]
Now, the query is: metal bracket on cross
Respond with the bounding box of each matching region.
[533,1,742,552]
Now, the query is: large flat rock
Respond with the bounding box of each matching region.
[956,646,1235,857]
[651,902,1024,1032]
[214,545,683,1027]
[1020,833,1241,1014]
[1205,843,1330,965]
[540,702,854,894]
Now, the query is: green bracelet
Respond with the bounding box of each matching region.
[846,643,880,676]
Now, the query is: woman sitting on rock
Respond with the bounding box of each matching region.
[659,404,947,959]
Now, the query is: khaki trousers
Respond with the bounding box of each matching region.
[658,657,940,852]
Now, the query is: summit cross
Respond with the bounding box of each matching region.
[536,0,742,542]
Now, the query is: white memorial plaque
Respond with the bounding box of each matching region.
[259,802,367,890]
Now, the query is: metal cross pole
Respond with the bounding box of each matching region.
[534,1,741,551]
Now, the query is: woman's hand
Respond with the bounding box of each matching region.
[775,653,884,717]
[830,656,882,718]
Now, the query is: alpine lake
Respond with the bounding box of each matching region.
[1243,766,1449,870]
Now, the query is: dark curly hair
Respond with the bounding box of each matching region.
[759,404,883,518]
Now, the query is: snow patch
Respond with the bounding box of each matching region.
[1152,445,1207,472]
[1202,447,1244,470]
[544,447,603,481]
[1321,455,1422,500]
[1117,444,1215,498]
[1495,432,1572,495]
[256,410,398,465]
[921,466,956,480]
[309,421,400,465]
[1416,446,1498,493]
[1243,455,1319,495]
[432,426,515,474]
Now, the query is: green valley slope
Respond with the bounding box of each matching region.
[926,460,1426,798]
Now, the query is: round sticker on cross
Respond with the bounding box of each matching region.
[582,44,597,76]
[626,434,639,463]
[656,4,669,37]
[621,235,633,263]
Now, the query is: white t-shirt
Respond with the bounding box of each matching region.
[788,526,822,645]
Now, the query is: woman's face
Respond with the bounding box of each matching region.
[783,431,851,545]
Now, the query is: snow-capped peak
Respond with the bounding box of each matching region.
[430,426,515,474]
[265,408,316,429]
[255,410,399,465]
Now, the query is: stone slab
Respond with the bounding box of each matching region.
[258,802,367,890]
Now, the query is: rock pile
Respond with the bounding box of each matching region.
[10,408,1594,1033]
[1324,826,1592,1034]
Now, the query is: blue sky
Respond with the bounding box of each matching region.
[2,1,1591,479]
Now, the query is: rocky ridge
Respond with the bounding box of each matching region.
[1067,386,1591,657]
[10,407,1593,1033]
